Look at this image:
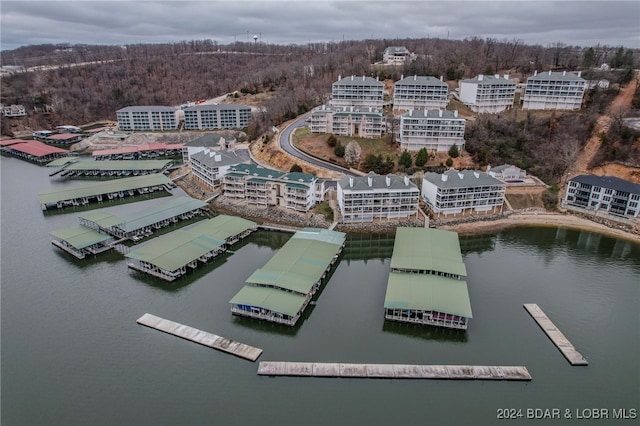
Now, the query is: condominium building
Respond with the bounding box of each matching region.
[393,75,448,113]
[458,74,516,113]
[189,149,245,189]
[330,75,384,109]
[422,170,505,216]
[310,105,385,138]
[223,163,326,212]
[382,46,416,65]
[116,106,178,131]
[337,172,420,223]
[564,175,640,218]
[182,133,236,163]
[522,70,586,110]
[398,109,465,152]
[183,104,251,130]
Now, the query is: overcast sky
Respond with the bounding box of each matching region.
[1,1,638,52]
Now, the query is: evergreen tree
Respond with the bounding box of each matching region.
[334,142,345,157]
[415,147,429,167]
[399,150,413,168]
[289,164,302,173]
[448,144,460,158]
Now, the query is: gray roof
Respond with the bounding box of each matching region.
[185,133,228,147]
[527,71,585,82]
[570,175,640,195]
[183,104,251,112]
[116,106,177,113]
[401,109,462,120]
[335,76,384,87]
[423,170,504,189]
[226,163,285,179]
[190,149,243,168]
[313,105,383,115]
[395,76,446,86]
[385,46,410,53]
[339,172,419,192]
[460,75,515,85]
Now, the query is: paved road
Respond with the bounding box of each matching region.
[279,113,358,177]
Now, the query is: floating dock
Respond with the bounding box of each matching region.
[257,361,531,380]
[523,304,588,366]
[136,313,262,361]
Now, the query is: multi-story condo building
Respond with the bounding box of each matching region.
[116,106,178,131]
[398,109,465,152]
[422,170,505,216]
[310,105,385,138]
[183,104,252,130]
[393,75,449,113]
[522,70,586,110]
[564,175,640,218]
[337,172,420,223]
[181,133,236,164]
[329,75,384,109]
[189,149,245,189]
[382,46,415,65]
[223,163,326,212]
[458,74,516,113]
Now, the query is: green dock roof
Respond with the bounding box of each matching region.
[390,227,467,277]
[78,210,124,228]
[50,226,111,249]
[38,174,172,205]
[384,272,472,318]
[117,196,207,232]
[125,215,256,272]
[244,228,346,294]
[61,160,172,171]
[229,286,307,317]
[46,157,80,167]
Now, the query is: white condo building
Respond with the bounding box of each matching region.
[398,109,465,152]
[564,175,640,218]
[183,104,251,130]
[337,172,420,223]
[422,170,505,216]
[522,70,587,110]
[116,106,178,131]
[382,47,416,65]
[223,164,326,212]
[393,75,449,113]
[330,75,384,109]
[310,105,385,138]
[189,149,245,189]
[458,74,516,113]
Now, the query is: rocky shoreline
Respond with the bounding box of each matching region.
[175,175,639,242]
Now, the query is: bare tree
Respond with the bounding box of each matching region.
[344,140,362,165]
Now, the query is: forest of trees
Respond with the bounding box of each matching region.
[1,37,638,182]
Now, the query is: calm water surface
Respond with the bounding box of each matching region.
[1,157,638,425]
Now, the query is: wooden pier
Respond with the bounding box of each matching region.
[257,361,531,380]
[136,313,262,361]
[523,304,588,366]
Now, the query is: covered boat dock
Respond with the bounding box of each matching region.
[92,143,183,160]
[126,215,257,281]
[1,139,70,165]
[384,227,472,330]
[49,226,114,259]
[38,173,174,210]
[229,228,346,326]
[48,159,174,177]
[78,196,208,241]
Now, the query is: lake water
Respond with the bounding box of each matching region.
[1,156,638,425]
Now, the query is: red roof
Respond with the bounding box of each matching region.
[9,140,68,157]
[0,139,30,146]
[46,133,82,141]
